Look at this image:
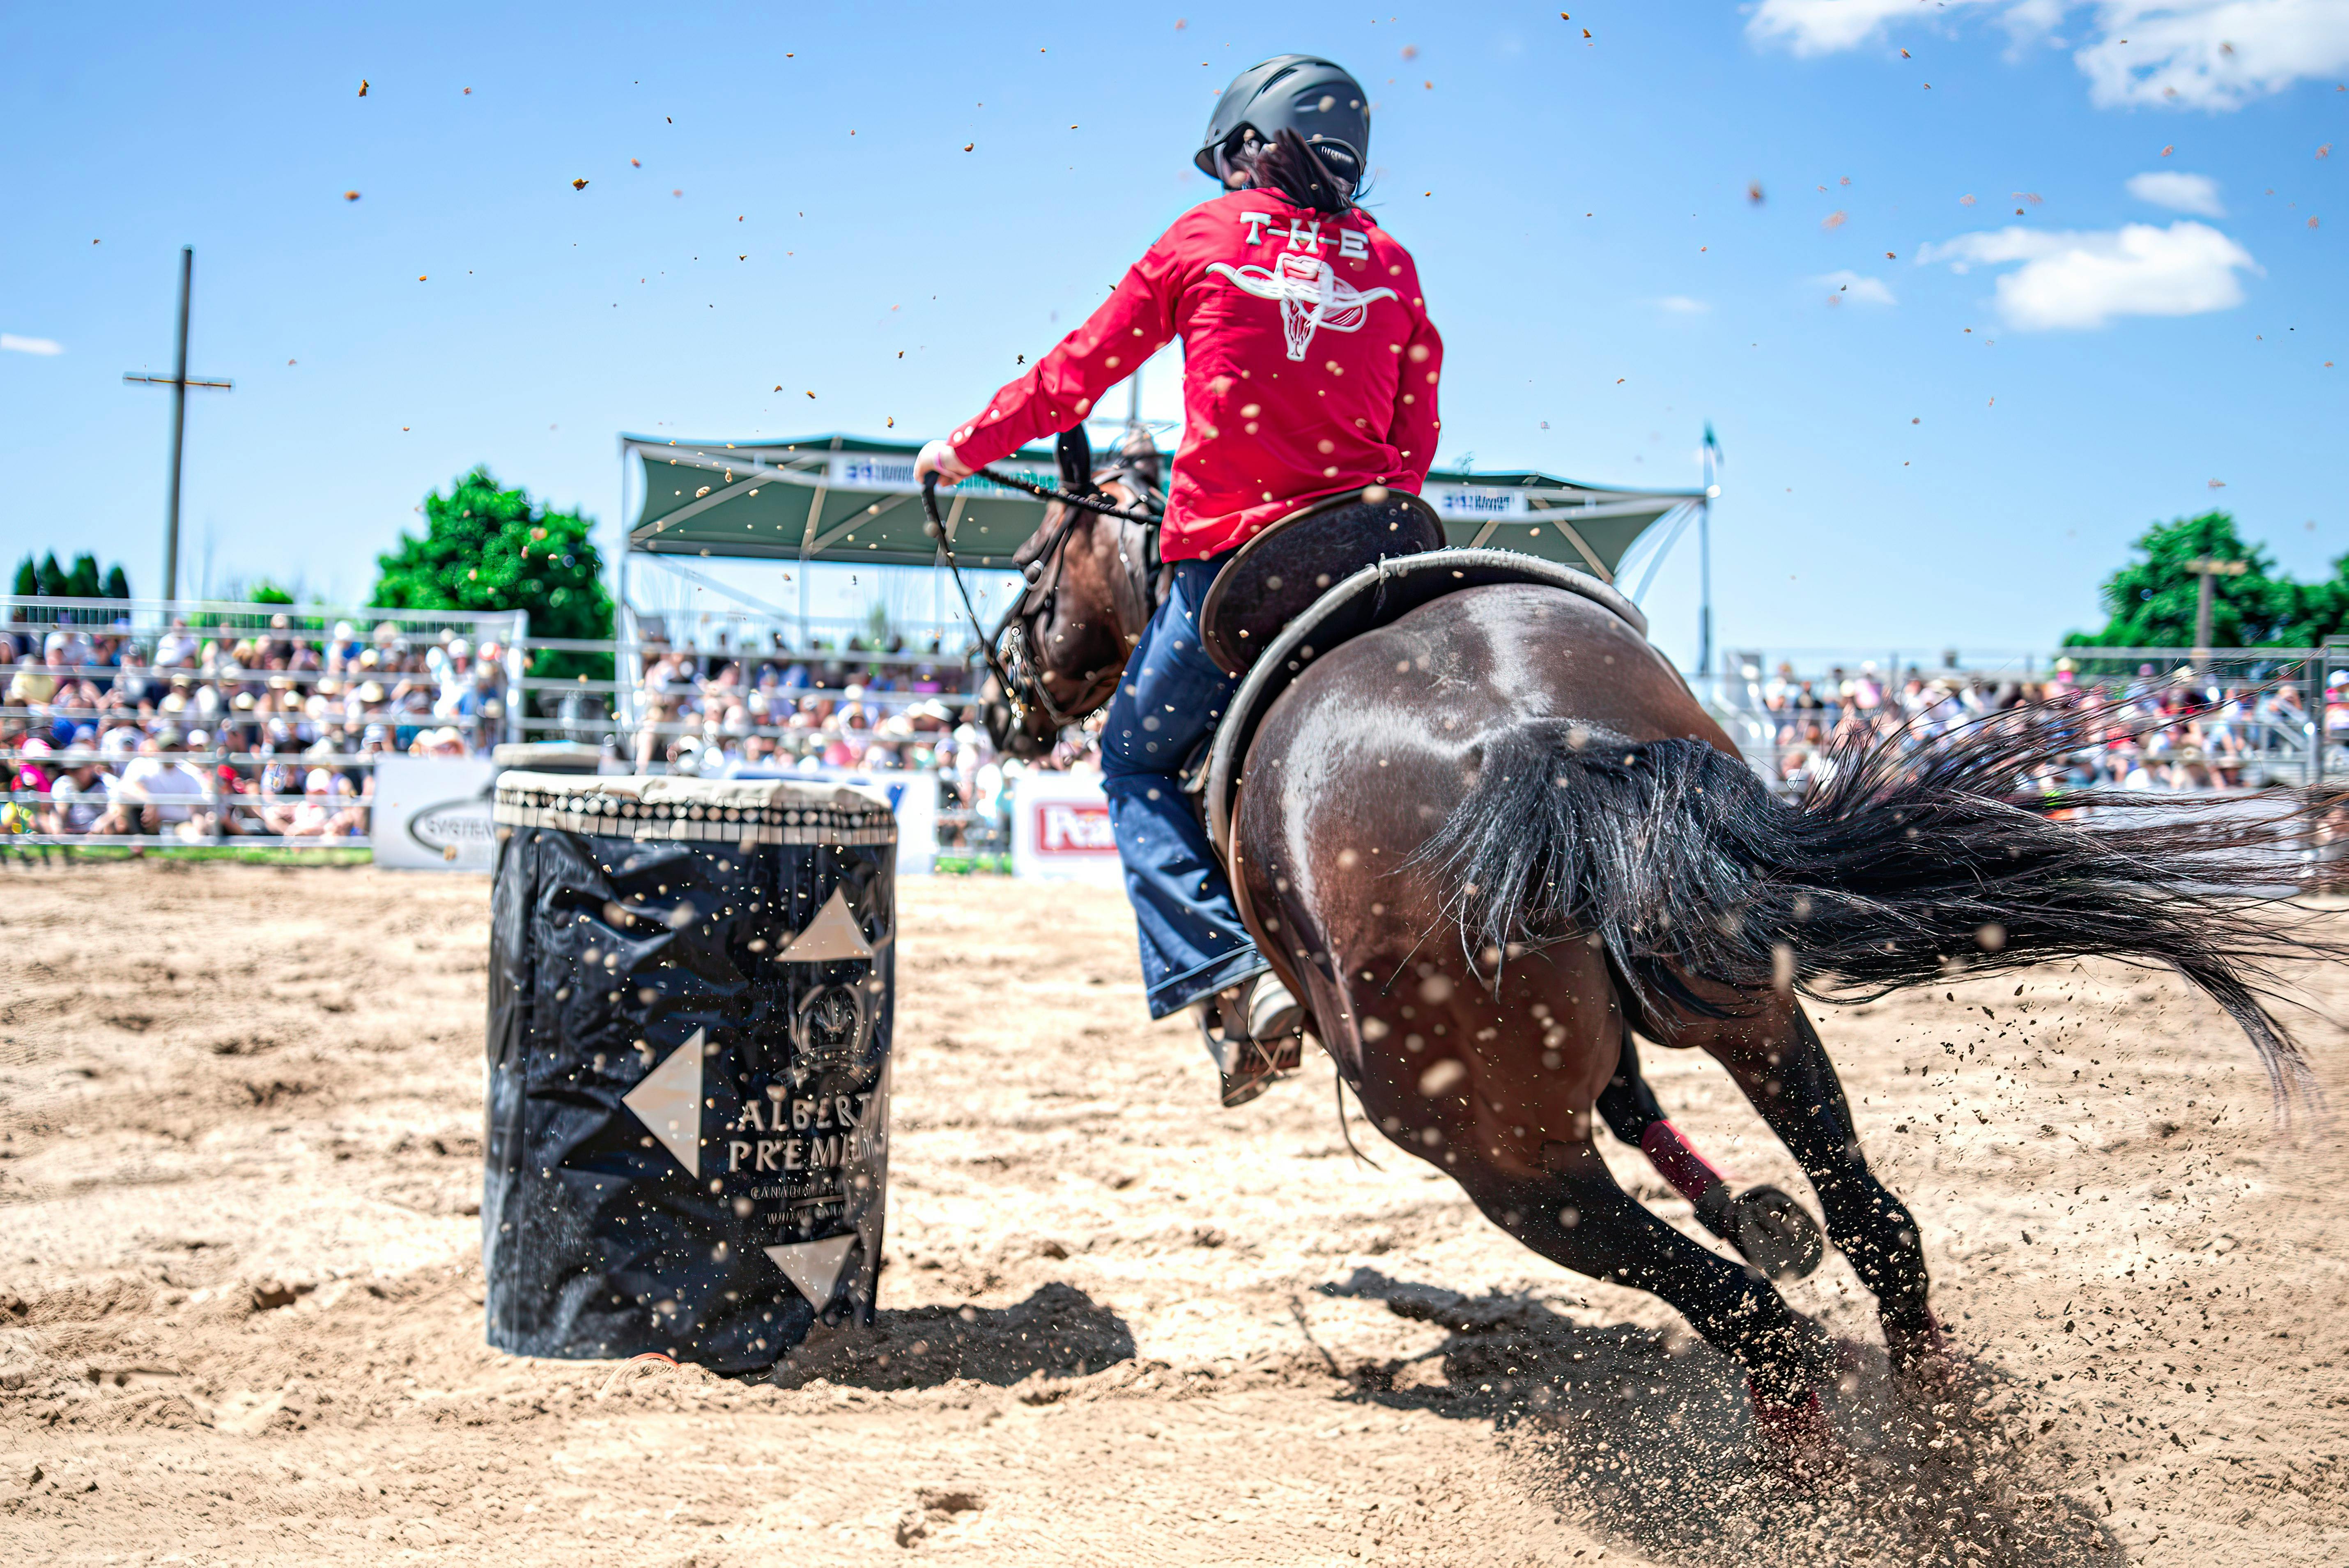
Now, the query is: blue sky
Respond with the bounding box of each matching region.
[1,1,2340,668]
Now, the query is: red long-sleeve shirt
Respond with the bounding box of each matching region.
[949,189,1443,562]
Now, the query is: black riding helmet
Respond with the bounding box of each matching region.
[1194,55,1368,193]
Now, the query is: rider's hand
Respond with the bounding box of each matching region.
[915,439,972,487]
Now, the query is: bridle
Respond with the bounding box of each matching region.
[920,454,1163,735]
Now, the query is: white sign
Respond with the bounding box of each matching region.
[1425,484,1531,520]
[373,756,500,871]
[829,452,922,491]
[1011,771,1123,885]
[726,767,938,874]
[826,770,937,876]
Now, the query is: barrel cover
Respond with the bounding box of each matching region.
[484,771,897,1369]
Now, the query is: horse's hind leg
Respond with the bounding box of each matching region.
[1335,956,1829,1414]
[1444,1129,1830,1409]
[1688,995,1943,1371]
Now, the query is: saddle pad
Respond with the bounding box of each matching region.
[1204,548,1650,858]
[1198,488,1446,676]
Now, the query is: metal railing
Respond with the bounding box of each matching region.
[5,592,527,641]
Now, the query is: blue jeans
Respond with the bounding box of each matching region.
[1099,555,1267,1019]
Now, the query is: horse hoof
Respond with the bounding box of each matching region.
[1747,1381,1846,1478]
[1727,1185,1827,1281]
[1885,1312,1963,1392]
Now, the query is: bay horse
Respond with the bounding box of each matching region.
[973,441,2319,1457]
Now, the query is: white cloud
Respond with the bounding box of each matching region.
[1815,269,1899,305]
[0,333,63,356]
[1654,295,1712,314]
[1914,219,2257,328]
[2126,169,2225,214]
[1747,0,2020,55]
[1748,0,2349,110]
[2076,0,2349,108]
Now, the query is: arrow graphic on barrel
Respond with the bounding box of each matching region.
[780,887,875,961]
[763,1235,857,1307]
[623,1027,705,1177]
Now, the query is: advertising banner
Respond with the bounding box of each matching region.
[828,453,1059,498]
[1011,770,1122,885]
[1425,483,1531,521]
[372,755,500,870]
[823,771,938,876]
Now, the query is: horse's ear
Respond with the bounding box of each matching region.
[1055,424,1095,495]
[1117,428,1161,490]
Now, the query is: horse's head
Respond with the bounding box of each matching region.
[980,425,1163,757]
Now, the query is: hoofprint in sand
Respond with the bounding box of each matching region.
[1,864,2341,1565]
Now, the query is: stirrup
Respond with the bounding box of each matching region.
[1194,979,1303,1108]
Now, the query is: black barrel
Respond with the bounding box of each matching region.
[484,772,896,1369]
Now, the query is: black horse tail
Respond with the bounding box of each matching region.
[1417,711,2329,1111]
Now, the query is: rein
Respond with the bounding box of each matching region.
[963,463,1160,524]
[920,464,1162,733]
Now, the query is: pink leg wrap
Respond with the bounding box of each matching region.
[1640,1119,1728,1204]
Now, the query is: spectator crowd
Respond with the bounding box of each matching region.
[1733,657,2349,799]
[14,605,2342,847]
[2,612,513,841]
[619,634,1096,851]
[1,611,1071,849]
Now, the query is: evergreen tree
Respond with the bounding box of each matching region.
[35,554,67,597]
[63,554,103,600]
[101,564,131,600]
[11,557,35,600]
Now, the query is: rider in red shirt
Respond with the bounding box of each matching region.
[935,188,1442,565]
[919,56,1442,1104]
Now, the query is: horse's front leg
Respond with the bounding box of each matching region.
[1680,994,1944,1375]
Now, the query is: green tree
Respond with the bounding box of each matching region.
[63,554,103,600]
[372,466,614,683]
[248,580,295,605]
[2064,512,2304,649]
[11,554,131,607]
[2275,552,2349,648]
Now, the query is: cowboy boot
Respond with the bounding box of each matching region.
[1193,975,1305,1108]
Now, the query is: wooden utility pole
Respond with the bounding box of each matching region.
[124,248,232,608]
[2186,555,2248,670]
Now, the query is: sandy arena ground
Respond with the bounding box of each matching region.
[0,862,2343,1566]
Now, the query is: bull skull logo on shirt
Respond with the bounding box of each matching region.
[1207,252,1399,362]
